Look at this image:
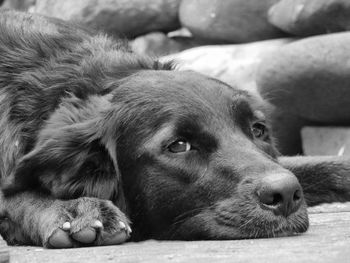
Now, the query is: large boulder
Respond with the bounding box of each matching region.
[269,0,350,37]
[162,38,293,95]
[1,0,35,11]
[34,0,181,38]
[179,0,286,43]
[256,32,350,124]
[302,127,350,156]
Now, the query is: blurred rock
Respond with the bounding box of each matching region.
[34,0,181,38]
[302,127,350,156]
[269,0,350,37]
[1,0,35,11]
[167,27,193,38]
[131,32,201,57]
[256,32,350,124]
[162,38,293,95]
[179,0,286,43]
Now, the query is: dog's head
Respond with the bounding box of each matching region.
[7,69,308,240]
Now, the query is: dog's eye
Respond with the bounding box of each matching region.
[168,140,192,153]
[251,122,267,139]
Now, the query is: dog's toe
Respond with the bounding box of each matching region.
[48,228,73,248]
[102,230,129,245]
[100,220,131,245]
[71,227,97,244]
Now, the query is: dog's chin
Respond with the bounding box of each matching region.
[161,205,309,241]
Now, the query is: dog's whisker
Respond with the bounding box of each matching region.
[172,206,213,226]
[238,217,255,230]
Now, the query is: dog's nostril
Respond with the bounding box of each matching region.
[271,193,283,206]
[257,173,303,217]
[260,191,283,206]
[293,189,302,202]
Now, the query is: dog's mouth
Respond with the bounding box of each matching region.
[214,206,309,239]
[161,202,309,240]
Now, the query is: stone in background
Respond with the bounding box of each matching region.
[269,0,350,37]
[179,0,286,43]
[1,0,34,11]
[256,32,350,124]
[33,0,181,38]
[302,127,350,156]
[162,38,293,95]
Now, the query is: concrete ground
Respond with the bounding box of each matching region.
[3,202,350,263]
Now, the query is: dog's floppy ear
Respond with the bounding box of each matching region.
[3,94,126,211]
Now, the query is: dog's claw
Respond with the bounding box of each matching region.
[42,198,130,248]
[127,226,132,233]
[118,221,132,235]
[92,220,103,229]
[119,221,126,230]
[62,222,71,231]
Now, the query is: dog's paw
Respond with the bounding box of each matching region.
[44,197,131,248]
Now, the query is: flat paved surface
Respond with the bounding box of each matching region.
[7,203,350,263]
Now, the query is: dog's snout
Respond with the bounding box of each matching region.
[257,173,302,217]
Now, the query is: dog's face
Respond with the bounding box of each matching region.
[9,70,308,240]
[112,70,309,240]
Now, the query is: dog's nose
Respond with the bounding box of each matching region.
[257,173,302,217]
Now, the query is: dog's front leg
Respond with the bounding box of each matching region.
[0,192,131,248]
[279,156,350,206]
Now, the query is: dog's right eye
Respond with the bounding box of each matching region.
[251,122,268,140]
[167,140,192,153]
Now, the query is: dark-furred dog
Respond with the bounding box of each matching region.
[0,11,350,248]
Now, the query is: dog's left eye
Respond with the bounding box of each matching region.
[168,140,192,153]
[251,122,268,139]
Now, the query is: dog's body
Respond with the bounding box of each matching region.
[0,11,350,248]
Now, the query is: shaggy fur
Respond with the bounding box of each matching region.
[0,11,350,248]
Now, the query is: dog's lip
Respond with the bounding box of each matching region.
[213,208,309,239]
[166,205,309,240]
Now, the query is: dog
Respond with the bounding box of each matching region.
[0,10,350,248]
